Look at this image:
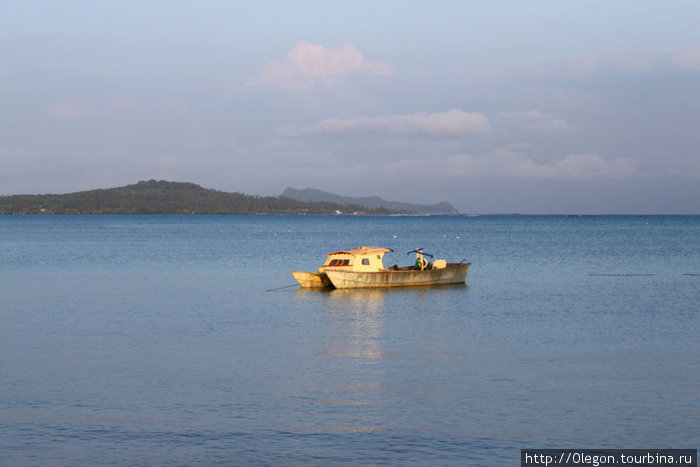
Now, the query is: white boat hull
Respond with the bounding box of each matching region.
[323,263,470,289]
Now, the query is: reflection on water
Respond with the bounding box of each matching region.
[293,283,467,301]
[289,285,473,435]
[325,289,386,361]
[327,288,387,309]
[291,288,388,434]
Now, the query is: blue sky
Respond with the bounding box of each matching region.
[2,1,699,213]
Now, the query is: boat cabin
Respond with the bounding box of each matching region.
[318,246,392,273]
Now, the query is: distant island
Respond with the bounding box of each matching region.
[0,180,416,215]
[282,187,459,215]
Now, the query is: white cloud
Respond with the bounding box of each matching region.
[448,149,641,179]
[289,109,490,137]
[247,41,394,90]
[497,110,570,133]
[448,148,548,178]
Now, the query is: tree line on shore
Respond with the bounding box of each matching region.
[0,180,407,215]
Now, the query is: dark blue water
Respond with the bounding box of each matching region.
[1,215,698,465]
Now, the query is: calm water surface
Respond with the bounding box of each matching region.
[1,215,698,465]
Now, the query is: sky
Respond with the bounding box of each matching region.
[2,1,699,214]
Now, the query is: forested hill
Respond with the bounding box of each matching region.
[0,180,409,215]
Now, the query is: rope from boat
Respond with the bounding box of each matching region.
[265,278,319,292]
[265,283,300,292]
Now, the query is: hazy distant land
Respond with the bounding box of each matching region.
[282,187,459,215]
[0,180,437,215]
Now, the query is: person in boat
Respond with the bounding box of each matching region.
[412,248,431,271]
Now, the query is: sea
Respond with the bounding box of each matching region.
[1,214,698,466]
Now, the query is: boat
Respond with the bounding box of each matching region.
[291,246,470,289]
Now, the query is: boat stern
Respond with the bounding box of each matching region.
[291,271,332,288]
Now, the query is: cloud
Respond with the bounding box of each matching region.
[536,52,657,80]
[47,99,95,119]
[537,44,700,79]
[448,149,641,179]
[497,110,571,133]
[288,109,490,137]
[548,153,640,178]
[670,45,700,71]
[383,148,641,180]
[247,41,394,90]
